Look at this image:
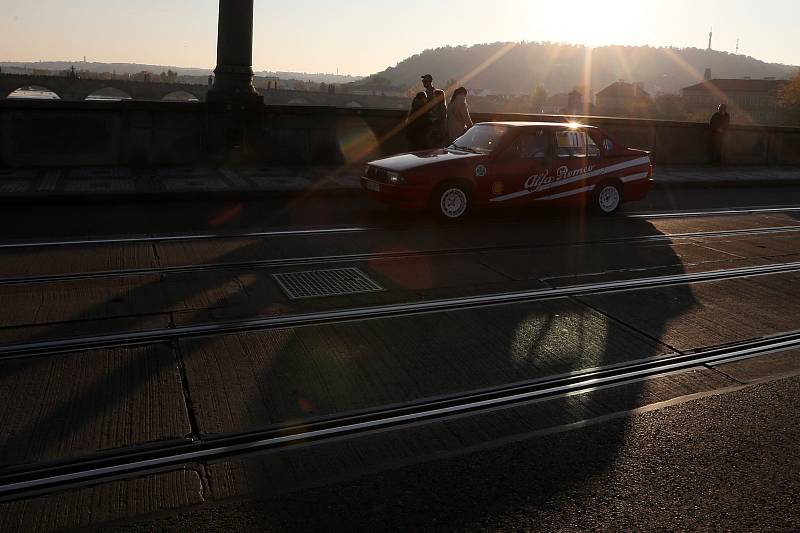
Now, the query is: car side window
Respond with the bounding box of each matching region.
[587,134,601,157]
[555,130,588,158]
[505,130,550,160]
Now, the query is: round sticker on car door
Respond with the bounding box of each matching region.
[475,165,487,177]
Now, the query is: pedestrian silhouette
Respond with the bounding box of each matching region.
[421,74,448,148]
[406,92,431,152]
[447,86,474,144]
[709,103,730,165]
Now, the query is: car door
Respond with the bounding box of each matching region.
[485,129,552,206]
[533,128,599,202]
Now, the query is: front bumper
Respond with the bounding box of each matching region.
[361,177,428,209]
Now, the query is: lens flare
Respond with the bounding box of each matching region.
[337,116,380,164]
[208,203,244,227]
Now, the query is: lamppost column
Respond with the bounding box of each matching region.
[208,0,261,102]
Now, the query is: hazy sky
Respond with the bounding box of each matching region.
[3,0,798,74]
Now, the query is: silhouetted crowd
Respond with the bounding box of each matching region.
[406,74,473,151]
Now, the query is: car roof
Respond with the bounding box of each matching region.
[477,121,598,129]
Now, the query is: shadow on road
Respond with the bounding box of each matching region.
[0,209,698,528]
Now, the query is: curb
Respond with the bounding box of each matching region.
[653,179,800,190]
[0,186,366,205]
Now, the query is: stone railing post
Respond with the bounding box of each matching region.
[207,0,262,105]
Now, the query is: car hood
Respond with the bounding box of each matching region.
[370,149,485,172]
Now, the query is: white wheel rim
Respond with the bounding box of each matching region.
[440,188,468,218]
[598,185,620,213]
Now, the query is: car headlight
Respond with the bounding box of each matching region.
[385,171,406,185]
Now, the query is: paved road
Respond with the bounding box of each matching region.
[3,185,800,241]
[1,186,799,531]
[104,373,800,532]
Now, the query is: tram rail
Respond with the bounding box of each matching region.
[1,328,797,503]
[3,259,800,359]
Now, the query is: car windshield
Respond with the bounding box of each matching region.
[449,124,509,154]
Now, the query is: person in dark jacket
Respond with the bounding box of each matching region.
[406,92,430,152]
[421,74,448,147]
[709,103,730,165]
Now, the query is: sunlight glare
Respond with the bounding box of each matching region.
[527,0,650,47]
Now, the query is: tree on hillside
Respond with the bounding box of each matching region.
[373,42,797,97]
[648,94,689,120]
[530,85,548,112]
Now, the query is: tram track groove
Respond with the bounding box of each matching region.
[3,224,800,287]
[0,225,377,250]
[1,328,798,503]
[3,259,800,359]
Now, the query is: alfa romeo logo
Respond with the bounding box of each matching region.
[475,165,487,177]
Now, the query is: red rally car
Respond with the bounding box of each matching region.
[362,122,653,220]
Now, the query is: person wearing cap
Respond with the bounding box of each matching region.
[421,74,448,148]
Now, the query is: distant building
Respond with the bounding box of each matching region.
[595,81,651,115]
[261,76,280,90]
[682,78,789,124]
[541,93,569,114]
[542,90,594,115]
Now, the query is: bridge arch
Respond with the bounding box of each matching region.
[84,87,133,101]
[161,90,201,102]
[5,85,62,100]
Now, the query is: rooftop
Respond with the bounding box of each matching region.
[683,78,789,93]
[596,81,651,98]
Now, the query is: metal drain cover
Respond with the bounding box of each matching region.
[273,267,385,300]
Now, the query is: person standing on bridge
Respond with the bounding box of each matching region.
[406,92,431,151]
[709,103,730,166]
[421,74,447,148]
[447,86,474,144]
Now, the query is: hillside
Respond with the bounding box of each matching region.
[368,43,798,95]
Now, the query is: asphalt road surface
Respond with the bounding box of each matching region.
[1,185,799,532]
[104,374,800,532]
[2,185,800,241]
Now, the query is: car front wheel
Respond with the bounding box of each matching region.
[593,181,623,215]
[432,182,471,221]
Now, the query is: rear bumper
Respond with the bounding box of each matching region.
[624,177,654,201]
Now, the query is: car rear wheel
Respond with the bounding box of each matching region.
[593,181,623,215]
[432,182,471,221]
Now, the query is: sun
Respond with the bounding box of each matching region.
[524,0,650,48]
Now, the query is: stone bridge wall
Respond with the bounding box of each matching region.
[0,74,208,102]
[0,74,408,109]
[1,99,799,168]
